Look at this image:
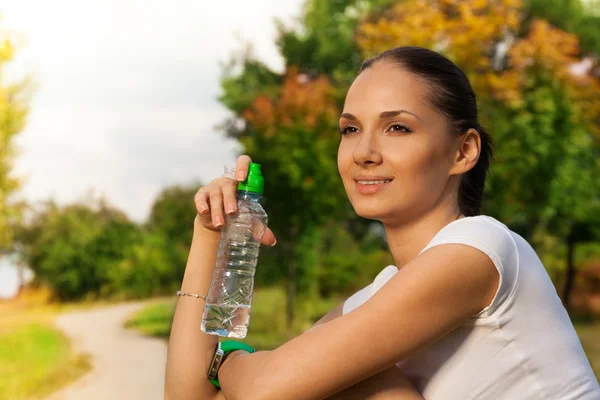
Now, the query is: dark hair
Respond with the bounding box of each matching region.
[359,46,494,216]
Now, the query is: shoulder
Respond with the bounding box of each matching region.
[422,215,518,266]
[422,215,520,318]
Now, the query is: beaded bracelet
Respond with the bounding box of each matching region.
[176,290,207,301]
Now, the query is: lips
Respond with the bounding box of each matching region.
[353,176,394,195]
[353,175,394,182]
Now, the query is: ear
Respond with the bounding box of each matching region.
[448,128,481,176]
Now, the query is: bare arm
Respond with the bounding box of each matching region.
[311,302,424,399]
[164,218,222,400]
[165,155,276,400]
[218,242,499,399]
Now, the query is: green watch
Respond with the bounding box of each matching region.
[208,340,255,388]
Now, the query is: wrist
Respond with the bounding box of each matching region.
[218,350,269,398]
[194,216,221,242]
[220,350,249,370]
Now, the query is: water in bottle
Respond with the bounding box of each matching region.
[201,162,268,338]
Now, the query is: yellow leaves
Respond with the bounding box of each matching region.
[358,0,522,67]
[0,39,13,63]
[0,17,28,249]
[508,20,600,135]
[244,67,338,135]
[357,0,526,105]
[357,0,445,54]
[356,0,600,135]
[0,14,15,63]
[511,20,579,75]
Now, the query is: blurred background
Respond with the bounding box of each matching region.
[0,0,599,399]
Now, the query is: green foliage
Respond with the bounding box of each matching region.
[276,0,396,102]
[278,0,360,77]
[146,182,201,282]
[124,301,176,338]
[483,74,600,244]
[525,0,600,53]
[220,60,282,117]
[16,199,142,301]
[0,322,91,400]
[316,222,393,297]
[147,183,198,246]
[16,184,205,301]
[105,231,175,299]
[127,287,346,350]
[0,21,30,250]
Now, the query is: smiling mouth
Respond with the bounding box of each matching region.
[354,179,393,194]
[356,179,392,185]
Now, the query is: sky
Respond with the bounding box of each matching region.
[0,0,304,298]
[1,0,304,223]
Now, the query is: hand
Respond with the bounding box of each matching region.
[194,154,277,246]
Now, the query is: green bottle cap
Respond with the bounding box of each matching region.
[238,162,264,194]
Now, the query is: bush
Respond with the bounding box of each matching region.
[105,231,177,299]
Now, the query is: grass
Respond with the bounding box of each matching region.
[124,299,176,338]
[0,304,92,400]
[0,284,176,400]
[125,286,345,350]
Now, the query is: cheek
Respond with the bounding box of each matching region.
[391,142,449,194]
[337,139,352,182]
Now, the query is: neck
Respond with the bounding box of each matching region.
[384,206,464,268]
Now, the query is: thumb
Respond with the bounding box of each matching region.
[260,227,277,247]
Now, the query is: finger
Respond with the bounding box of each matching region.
[221,177,238,215]
[260,227,277,247]
[194,187,210,215]
[235,155,252,181]
[208,183,225,228]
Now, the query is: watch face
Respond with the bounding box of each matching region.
[208,348,224,380]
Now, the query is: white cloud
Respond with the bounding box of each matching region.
[1,0,303,221]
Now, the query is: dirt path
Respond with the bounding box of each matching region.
[45,300,168,400]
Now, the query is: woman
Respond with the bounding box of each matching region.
[164,47,600,399]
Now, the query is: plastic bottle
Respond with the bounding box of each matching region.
[200,162,268,338]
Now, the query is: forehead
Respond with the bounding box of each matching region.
[343,62,429,114]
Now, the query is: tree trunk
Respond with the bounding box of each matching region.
[562,235,576,313]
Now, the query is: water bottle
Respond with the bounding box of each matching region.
[201,162,268,338]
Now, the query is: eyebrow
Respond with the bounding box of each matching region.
[340,110,422,122]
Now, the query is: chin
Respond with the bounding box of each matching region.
[351,202,389,221]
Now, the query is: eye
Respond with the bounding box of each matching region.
[339,126,359,135]
[388,123,412,133]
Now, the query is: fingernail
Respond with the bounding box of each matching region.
[226,204,235,214]
[215,216,224,227]
[237,170,246,181]
[271,238,277,246]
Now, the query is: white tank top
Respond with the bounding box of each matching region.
[343,215,600,399]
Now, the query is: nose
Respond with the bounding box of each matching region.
[353,130,383,166]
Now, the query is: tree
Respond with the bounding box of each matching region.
[236,67,346,325]
[16,198,141,301]
[106,230,175,299]
[524,0,600,54]
[220,0,392,328]
[0,18,30,251]
[146,182,201,280]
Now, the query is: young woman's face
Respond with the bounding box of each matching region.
[337,62,459,224]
